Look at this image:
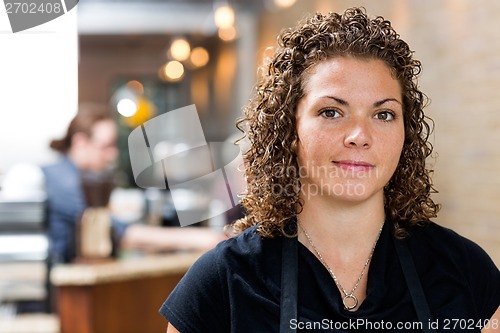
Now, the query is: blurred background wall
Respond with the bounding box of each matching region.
[0,9,78,174]
[258,0,500,264]
[1,0,499,264]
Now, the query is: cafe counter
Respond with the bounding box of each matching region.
[50,251,203,333]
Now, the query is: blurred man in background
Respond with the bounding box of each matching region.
[43,103,225,264]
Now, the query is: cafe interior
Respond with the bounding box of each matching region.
[1,0,499,332]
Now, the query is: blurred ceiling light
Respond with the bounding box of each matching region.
[117,98,137,117]
[218,26,237,42]
[124,97,156,127]
[170,38,191,62]
[274,0,297,8]
[190,47,210,68]
[126,80,144,95]
[214,5,235,29]
[160,60,185,82]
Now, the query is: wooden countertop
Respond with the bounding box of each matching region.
[50,251,203,286]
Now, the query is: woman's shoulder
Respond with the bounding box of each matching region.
[177,223,281,290]
[407,222,499,319]
[189,226,278,265]
[161,226,283,331]
[218,225,265,250]
[407,221,498,273]
[203,226,281,260]
[410,222,489,252]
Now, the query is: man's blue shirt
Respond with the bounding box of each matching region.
[42,157,127,263]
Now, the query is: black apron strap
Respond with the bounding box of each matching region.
[394,237,436,333]
[280,235,298,333]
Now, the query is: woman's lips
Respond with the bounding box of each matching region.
[333,160,375,172]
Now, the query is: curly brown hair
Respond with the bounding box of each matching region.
[232,7,440,238]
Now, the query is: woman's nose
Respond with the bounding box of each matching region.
[343,118,372,149]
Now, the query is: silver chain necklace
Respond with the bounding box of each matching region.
[298,221,383,311]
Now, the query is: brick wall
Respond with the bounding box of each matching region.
[258,0,500,264]
[406,0,500,266]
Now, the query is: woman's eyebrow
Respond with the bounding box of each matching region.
[320,96,402,107]
[373,98,402,107]
[321,96,348,105]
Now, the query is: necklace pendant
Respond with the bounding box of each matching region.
[342,294,358,311]
[298,221,383,313]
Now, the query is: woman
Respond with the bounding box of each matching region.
[160,8,499,332]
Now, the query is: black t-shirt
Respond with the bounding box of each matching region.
[160,222,499,332]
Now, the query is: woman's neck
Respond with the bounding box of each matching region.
[297,193,386,255]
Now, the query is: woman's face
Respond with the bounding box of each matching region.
[295,56,405,204]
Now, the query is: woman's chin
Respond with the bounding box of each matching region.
[300,180,381,204]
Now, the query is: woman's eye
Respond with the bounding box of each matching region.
[320,109,341,119]
[374,111,395,122]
